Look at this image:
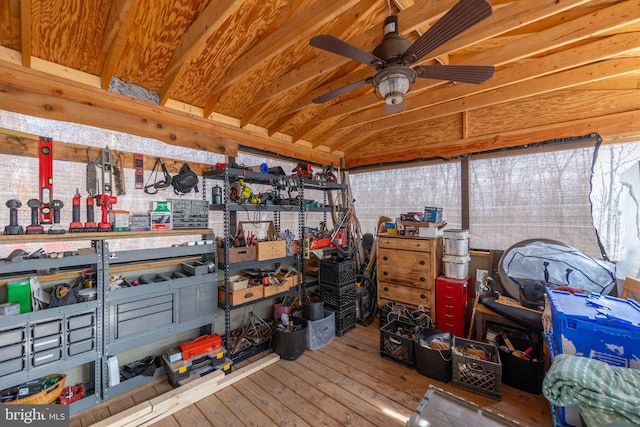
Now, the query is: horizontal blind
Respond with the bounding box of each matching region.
[469,138,601,257]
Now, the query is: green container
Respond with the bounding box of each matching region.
[7,280,31,313]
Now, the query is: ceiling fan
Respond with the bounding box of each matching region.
[309,0,495,114]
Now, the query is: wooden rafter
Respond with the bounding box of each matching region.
[19,0,31,67]
[100,0,135,90]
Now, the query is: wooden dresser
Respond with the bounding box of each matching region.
[376,235,442,319]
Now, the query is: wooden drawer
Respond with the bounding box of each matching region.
[378,281,432,309]
[378,236,436,252]
[378,250,433,288]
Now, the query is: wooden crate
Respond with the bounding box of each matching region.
[218,285,264,306]
[216,245,256,264]
[256,240,287,261]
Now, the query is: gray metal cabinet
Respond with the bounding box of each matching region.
[100,240,218,398]
[0,244,103,414]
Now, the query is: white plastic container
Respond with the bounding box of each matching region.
[443,255,471,279]
[443,229,470,255]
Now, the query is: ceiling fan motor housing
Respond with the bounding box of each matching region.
[373,16,413,65]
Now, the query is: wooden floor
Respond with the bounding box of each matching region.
[71,319,552,427]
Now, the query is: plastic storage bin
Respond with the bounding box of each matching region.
[547,289,640,368]
[318,259,356,287]
[272,318,307,361]
[452,337,502,400]
[442,229,470,255]
[496,334,544,394]
[414,327,452,382]
[306,310,335,350]
[443,255,471,280]
[380,319,415,367]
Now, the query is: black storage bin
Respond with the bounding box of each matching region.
[272,318,308,361]
[414,327,452,382]
[496,334,544,394]
[380,319,415,367]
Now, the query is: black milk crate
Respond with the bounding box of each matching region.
[319,258,356,287]
[319,283,357,309]
[380,319,415,367]
[379,302,433,329]
[335,304,357,336]
[451,337,502,400]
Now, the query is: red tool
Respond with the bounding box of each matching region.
[134,153,144,189]
[96,194,117,231]
[38,136,53,224]
[84,194,97,232]
[179,334,222,360]
[292,162,313,179]
[69,189,84,232]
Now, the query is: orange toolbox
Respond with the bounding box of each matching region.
[179,334,222,360]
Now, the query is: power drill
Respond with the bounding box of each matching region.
[48,199,65,234]
[84,193,97,232]
[96,194,117,231]
[25,199,44,234]
[69,189,84,232]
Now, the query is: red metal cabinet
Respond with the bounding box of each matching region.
[435,276,471,337]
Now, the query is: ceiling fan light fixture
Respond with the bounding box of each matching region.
[373,66,416,105]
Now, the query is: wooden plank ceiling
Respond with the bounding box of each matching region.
[0,0,639,169]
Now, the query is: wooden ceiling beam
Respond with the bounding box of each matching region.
[19,0,31,67]
[159,0,245,105]
[0,59,342,165]
[345,108,640,168]
[329,31,640,141]
[203,0,359,118]
[300,0,596,137]
[100,0,136,90]
[335,58,640,149]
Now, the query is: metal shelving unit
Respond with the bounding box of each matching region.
[203,166,348,362]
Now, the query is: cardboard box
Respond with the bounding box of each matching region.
[109,210,130,231]
[151,212,172,230]
[218,285,264,306]
[151,201,171,212]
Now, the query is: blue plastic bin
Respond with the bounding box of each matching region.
[547,289,640,368]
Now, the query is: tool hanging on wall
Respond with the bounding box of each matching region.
[134,153,144,189]
[94,147,114,195]
[86,148,98,196]
[113,151,126,196]
[144,157,172,194]
[39,137,53,225]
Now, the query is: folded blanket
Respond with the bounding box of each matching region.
[543,353,640,426]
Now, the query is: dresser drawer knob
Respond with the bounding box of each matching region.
[383,256,388,261]
[384,286,389,292]
[420,277,425,282]
[383,271,388,276]
[420,293,426,299]
[419,260,425,265]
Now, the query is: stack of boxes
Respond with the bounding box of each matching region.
[318,258,357,336]
[442,229,470,279]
